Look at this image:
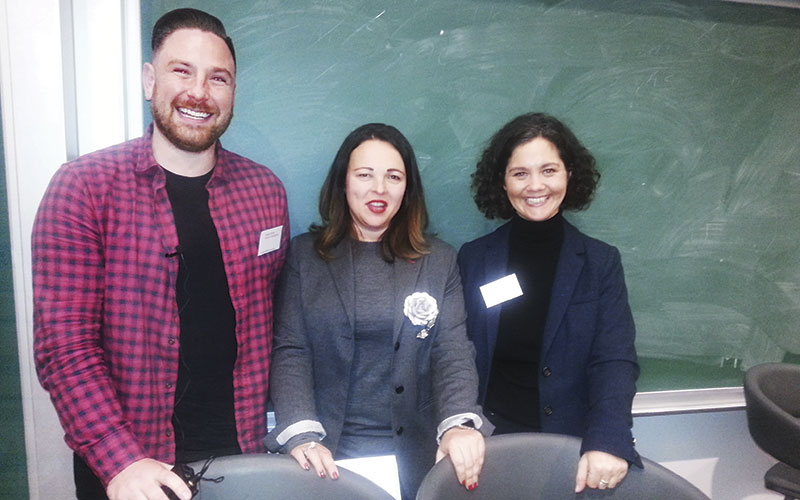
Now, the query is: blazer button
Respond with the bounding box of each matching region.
[543,406,553,416]
[395,385,404,394]
[542,366,551,377]
[396,426,404,435]
[394,341,400,351]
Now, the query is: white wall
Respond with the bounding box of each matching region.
[633,410,780,499]
[0,1,140,499]
[0,1,787,499]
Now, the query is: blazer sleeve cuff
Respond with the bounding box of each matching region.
[436,412,484,444]
[270,419,326,448]
[581,433,643,468]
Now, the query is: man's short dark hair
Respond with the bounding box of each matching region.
[151,8,236,65]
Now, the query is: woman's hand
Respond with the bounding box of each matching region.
[435,427,485,491]
[289,441,339,480]
[574,450,628,492]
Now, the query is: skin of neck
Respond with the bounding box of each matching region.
[151,125,217,177]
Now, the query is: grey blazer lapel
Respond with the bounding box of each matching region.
[327,238,356,330]
[392,256,423,344]
[541,222,585,357]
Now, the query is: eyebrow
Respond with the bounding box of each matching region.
[165,59,234,79]
[508,162,561,169]
[352,166,405,174]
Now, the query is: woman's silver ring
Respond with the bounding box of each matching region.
[599,479,609,486]
[308,442,317,449]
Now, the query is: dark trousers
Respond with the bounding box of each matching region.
[73,454,109,500]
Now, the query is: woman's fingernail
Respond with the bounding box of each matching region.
[332,471,339,480]
[303,463,310,471]
[462,480,466,486]
[319,471,326,478]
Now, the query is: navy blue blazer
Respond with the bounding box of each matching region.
[458,219,642,466]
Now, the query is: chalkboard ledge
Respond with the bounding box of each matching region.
[632,388,744,416]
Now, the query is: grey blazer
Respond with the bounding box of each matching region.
[266,233,491,499]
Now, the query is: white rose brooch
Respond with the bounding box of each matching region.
[403,292,438,339]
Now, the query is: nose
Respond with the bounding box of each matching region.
[525,171,544,192]
[187,77,209,101]
[372,176,387,194]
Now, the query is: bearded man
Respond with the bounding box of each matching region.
[32,8,288,500]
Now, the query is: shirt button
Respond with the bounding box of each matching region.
[166,383,173,389]
[165,430,172,437]
[544,406,553,416]
[394,342,400,351]
[542,367,551,377]
[396,426,404,435]
[395,385,404,394]
[168,337,176,345]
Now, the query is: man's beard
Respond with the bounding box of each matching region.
[150,97,233,153]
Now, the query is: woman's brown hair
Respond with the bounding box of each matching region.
[311,123,429,262]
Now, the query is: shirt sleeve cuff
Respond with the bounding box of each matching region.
[436,413,484,444]
[274,419,326,446]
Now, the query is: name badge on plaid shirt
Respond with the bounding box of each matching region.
[258,225,283,256]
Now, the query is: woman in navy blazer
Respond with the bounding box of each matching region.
[267,123,492,499]
[458,113,642,493]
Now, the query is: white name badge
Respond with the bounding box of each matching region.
[479,273,523,308]
[258,225,283,256]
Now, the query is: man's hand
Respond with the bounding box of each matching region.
[106,458,192,500]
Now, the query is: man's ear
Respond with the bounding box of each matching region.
[142,62,155,100]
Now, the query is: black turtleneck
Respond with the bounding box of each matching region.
[485,212,565,430]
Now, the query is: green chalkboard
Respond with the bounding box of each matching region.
[141,0,800,392]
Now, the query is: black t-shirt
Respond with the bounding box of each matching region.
[164,168,240,462]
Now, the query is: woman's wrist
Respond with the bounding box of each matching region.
[442,421,479,440]
[285,432,324,453]
[436,413,484,443]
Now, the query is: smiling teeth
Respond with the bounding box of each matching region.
[179,108,211,119]
[526,197,546,205]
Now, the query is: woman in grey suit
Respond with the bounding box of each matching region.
[458,113,641,493]
[266,123,492,499]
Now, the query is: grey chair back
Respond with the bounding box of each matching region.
[416,432,708,500]
[744,362,800,468]
[744,362,800,499]
[190,453,395,500]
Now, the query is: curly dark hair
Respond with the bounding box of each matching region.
[311,123,429,262]
[471,112,599,220]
